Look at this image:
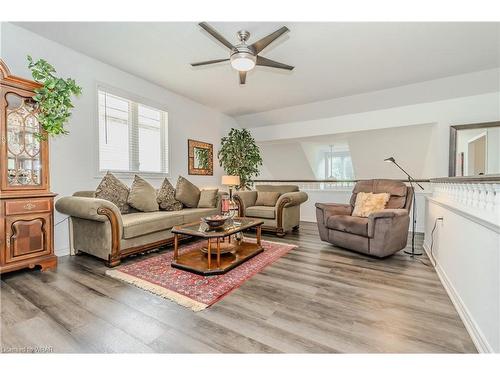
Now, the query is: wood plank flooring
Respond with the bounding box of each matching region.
[0,222,476,353]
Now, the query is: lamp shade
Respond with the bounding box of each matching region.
[221,175,240,186]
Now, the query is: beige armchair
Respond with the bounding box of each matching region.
[234,185,308,237]
[315,179,413,258]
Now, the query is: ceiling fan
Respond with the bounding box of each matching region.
[191,22,294,84]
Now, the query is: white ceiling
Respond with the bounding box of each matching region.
[15,22,500,117]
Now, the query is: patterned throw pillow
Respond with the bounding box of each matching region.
[95,172,131,214]
[157,178,183,211]
[175,176,201,208]
[352,192,390,217]
[127,175,159,212]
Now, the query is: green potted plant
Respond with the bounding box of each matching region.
[27,55,82,139]
[217,128,263,189]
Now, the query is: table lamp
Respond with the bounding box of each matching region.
[221,175,240,216]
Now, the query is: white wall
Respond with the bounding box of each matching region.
[247,93,499,179]
[1,23,239,255]
[258,142,315,179]
[236,68,500,128]
[456,128,488,175]
[424,191,500,353]
[239,68,499,180]
[258,124,436,181]
[488,128,500,173]
[455,127,500,176]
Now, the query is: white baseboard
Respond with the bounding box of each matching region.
[423,242,493,353]
[55,247,70,257]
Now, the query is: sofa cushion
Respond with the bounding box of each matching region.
[352,192,390,218]
[373,180,407,209]
[326,215,369,237]
[157,178,183,211]
[255,185,299,194]
[95,171,131,214]
[121,211,185,239]
[350,179,407,209]
[245,206,276,219]
[255,191,281,207]
[127,175,159,212]
[182,207,220,223]
[198,189,219,208]
[175,176,201,208]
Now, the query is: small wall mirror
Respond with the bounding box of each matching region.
[188,139,213,175]
[449,121,500,177]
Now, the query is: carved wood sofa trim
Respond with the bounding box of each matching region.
[234,195,244,217]
[96,207,121,267]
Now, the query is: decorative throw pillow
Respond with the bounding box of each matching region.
[95,172,131,214]
[157,178,183,211]
[198,189,219,208]
[352,192,390,218]
[255,191,281,207]
[175,176,201,208]
[127,175,159,212]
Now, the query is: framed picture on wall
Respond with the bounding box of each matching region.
[188,139,213,175]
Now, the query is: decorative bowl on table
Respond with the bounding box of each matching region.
[201,214,231,229]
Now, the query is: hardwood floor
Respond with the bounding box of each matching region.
[0,222,476,353]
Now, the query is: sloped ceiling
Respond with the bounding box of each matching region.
[258,124,435,180]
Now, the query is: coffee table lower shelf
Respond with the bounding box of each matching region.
[171,240,263,276]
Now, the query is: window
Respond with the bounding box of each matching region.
[324,145,354,180]
[98,89,168,175]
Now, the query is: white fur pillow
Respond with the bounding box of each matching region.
[352,192,390,217]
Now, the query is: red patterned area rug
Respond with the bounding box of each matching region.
[106,239,296,311]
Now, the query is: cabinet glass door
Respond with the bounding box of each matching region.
[5,92,42,187]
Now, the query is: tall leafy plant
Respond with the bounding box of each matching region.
[27,55,82,139]
[218,128,263,189]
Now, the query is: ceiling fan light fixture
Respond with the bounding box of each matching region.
[192,23,293,83]
[230,52,256,72]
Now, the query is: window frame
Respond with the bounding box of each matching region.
[95,84,170,179]
[324,150,354,180]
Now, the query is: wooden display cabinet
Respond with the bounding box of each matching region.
[0,59,57,274]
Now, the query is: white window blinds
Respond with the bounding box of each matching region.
[98,89,168,174]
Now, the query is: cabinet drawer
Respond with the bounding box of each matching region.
[5,198,52,215]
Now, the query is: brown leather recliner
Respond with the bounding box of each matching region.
[315,179,413,258]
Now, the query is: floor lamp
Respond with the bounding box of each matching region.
[384,157,424,256]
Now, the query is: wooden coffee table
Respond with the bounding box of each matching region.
[171,218,264,276]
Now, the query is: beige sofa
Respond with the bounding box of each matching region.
[315,179,413,258]
[55,191,225,267]
[233,185,308,237]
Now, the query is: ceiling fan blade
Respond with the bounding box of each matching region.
[256,56,294,70]
[199,22,234,50]
[191,58,229,67]
[239,71,247,84]
[251,26,289,54]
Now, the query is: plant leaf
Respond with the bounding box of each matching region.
[26,56,82,138]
